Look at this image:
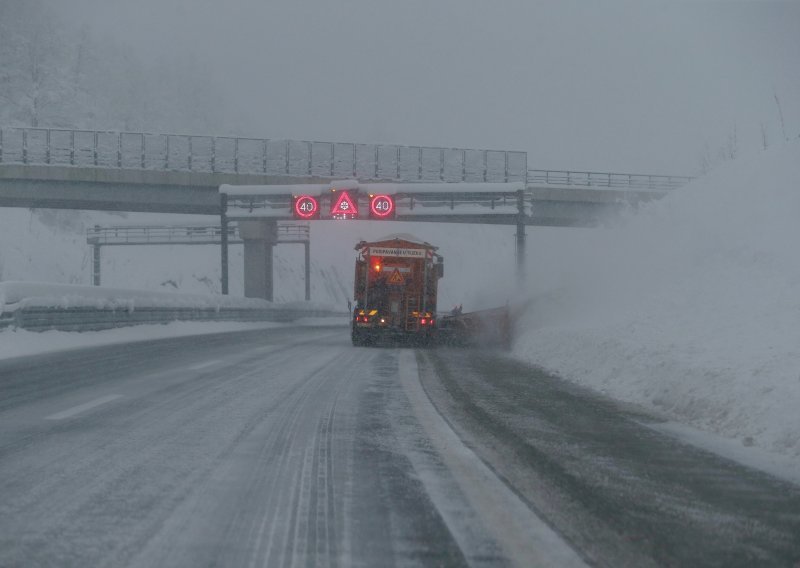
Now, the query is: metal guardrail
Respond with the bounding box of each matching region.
[0,305,343,332]
[0,126,527,183]
[527,169,692,191]
[0,126,691,192]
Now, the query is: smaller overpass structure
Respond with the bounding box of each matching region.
[86,222,312,300]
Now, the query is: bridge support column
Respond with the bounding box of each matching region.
[93,243,101,286]
[220,194,229,295]
[240,219,277,301]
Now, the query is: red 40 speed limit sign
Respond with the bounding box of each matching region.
[293,195,320,219]
[369,194,395,219]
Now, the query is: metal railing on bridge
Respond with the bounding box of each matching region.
[0,126,692,192]
[0,126,527,184]
[526,169,692,191]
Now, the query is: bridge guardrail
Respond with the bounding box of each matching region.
[527,169,692,191]
[0,126,527,184]
[0,126,692,193]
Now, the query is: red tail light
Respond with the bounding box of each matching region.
[420,318,427,325]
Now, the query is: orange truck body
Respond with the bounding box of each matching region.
[351,237,443,346]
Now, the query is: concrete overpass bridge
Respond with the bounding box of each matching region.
[0,126,693,298]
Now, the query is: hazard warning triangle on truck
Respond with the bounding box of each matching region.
[330,190,358,219]
[388,269,405,284]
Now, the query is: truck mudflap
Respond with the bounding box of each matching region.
[437,305,512,349]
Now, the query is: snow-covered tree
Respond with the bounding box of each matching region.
[0,0,232,133]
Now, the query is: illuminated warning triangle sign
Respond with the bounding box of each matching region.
[330,191,358,217]
[388,269,405,284]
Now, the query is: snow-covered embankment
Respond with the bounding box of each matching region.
[514,140,800,465]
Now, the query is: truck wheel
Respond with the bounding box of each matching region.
[352,331,366,347]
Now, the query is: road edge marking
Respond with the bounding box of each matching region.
[398,350,586,568]
[45,394,123,421]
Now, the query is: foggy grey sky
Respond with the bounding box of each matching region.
[60,0,799,175]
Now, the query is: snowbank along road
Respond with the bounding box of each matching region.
[0,324,798,567]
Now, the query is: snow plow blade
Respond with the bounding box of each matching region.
[437,306,511,349]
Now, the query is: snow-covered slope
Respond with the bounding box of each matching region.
[515,140,800,464]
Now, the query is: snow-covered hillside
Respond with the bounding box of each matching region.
[515,140,800,464]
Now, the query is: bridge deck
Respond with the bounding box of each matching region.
[0,126,692,226]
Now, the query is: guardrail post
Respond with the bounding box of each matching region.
[374,146,380,179]
[483,150,488,182]
[304,240,311,301]
[22,129,28,164]
[93,131,98,166]
[211,137,216,172]
[263,139,268,173]
[307,141,312,175]
[46,129,51,164]
[117,132,122,168]
[352,143,357,178]
[440,148,445,181]
[140,133,146,169]
[505,151,509,183]
[396,146,401,180]
[418,147,423,180]
[516,189,527,288]
[220,194,229,295]
[70,131,75,165]
[188,136,193,170]
[165,135,170,170]
[285,140,291,174]
[234,138,239,173]
[0,128,3,163]
[462,149,466,181]
[330,142,335,177]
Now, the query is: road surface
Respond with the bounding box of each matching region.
[0,324,798,567]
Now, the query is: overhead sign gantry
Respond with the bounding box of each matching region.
[220,180,526,225]
[218,180,527,299]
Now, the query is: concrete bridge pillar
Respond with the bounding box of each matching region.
[239,219,278,301]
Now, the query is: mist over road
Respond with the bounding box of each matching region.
[0,326,798,567]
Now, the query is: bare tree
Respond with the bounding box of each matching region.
[726,123,738,160]
[774,91,788,142]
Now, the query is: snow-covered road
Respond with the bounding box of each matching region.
[0,326,579,567]
[0,326,798,566]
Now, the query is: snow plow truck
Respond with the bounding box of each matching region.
[351,236,511,348]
